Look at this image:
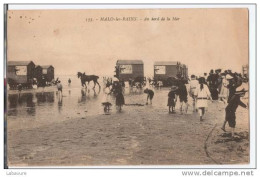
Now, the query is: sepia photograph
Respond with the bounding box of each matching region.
[4,4,255,169]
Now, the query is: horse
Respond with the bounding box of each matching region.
[77,72,101,89]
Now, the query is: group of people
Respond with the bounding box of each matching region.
[188,69,248,137]
[101,68,248,138]
[102,81,125,113]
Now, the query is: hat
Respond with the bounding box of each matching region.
[170,86,178,91]
[112,77,119,82]
[235,86,248,95]
[226,74,233,80]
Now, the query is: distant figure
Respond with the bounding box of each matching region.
[32,78,38,89]
[102,83,112,114]
[158,81,163,89]
[40,76,46,92]
[17,84,22,97]
[57,80,63,102]
[203,73,207,80]
[177,79,188,114]
[207,70,218,100]
[167,86,177,113]
[194,77,212,121]
[68,78,71,86]
[144,88,154,105]
[189,75,199,112]
[221,86,248,137]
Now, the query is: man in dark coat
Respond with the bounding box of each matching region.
[207,70,218,100]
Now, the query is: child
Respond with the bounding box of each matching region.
[144,88,154,105]
[167,86,177,113]
[194,77,212,121]
[221,86,248,137]
[189,75,199,112]
[177,79,188,114]
[102,83,112,113]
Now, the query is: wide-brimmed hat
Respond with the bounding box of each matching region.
[226,74,233,80]
[235,86,248,95]
[112,77,119,82]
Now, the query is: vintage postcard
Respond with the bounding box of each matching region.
[5,6,251,167]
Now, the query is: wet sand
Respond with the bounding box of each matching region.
[7,84,249,166]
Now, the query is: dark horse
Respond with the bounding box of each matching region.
[77,72,101,89]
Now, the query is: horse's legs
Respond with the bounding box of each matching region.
[93,81,96,89]
[87,82,91,92]
[96,81,101,88]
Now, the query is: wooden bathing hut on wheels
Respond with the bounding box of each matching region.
[7,61,35,89]
[115,60,145,86]
[153,61,188,86]
[40,65,54,84]
[35,65,55,85]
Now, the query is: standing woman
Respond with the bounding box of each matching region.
[112,81,125,112]
[218,73,229,104]
[194,77,212,121]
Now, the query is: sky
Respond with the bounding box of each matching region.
[7,8,248,77]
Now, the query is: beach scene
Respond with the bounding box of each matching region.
[5,8,250,166]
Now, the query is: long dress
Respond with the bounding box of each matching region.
[194,84,211,108]
[102,87,112,106]
[167,91,176,106]
[112,84,125,106]
[219,78,229,99]
[177,84,188,102]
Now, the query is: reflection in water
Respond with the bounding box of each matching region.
[8,94,18,109]
[26,93,35,116]
[58,97,63,113]
[78,88,101,103]
[8,92,55,117]
[93,88,101,98]
[36,93,46,103]
[78,88,87,103]
[36,92,54,104]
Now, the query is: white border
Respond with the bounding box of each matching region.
[4,3,257,170]
[7,4,258,10]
